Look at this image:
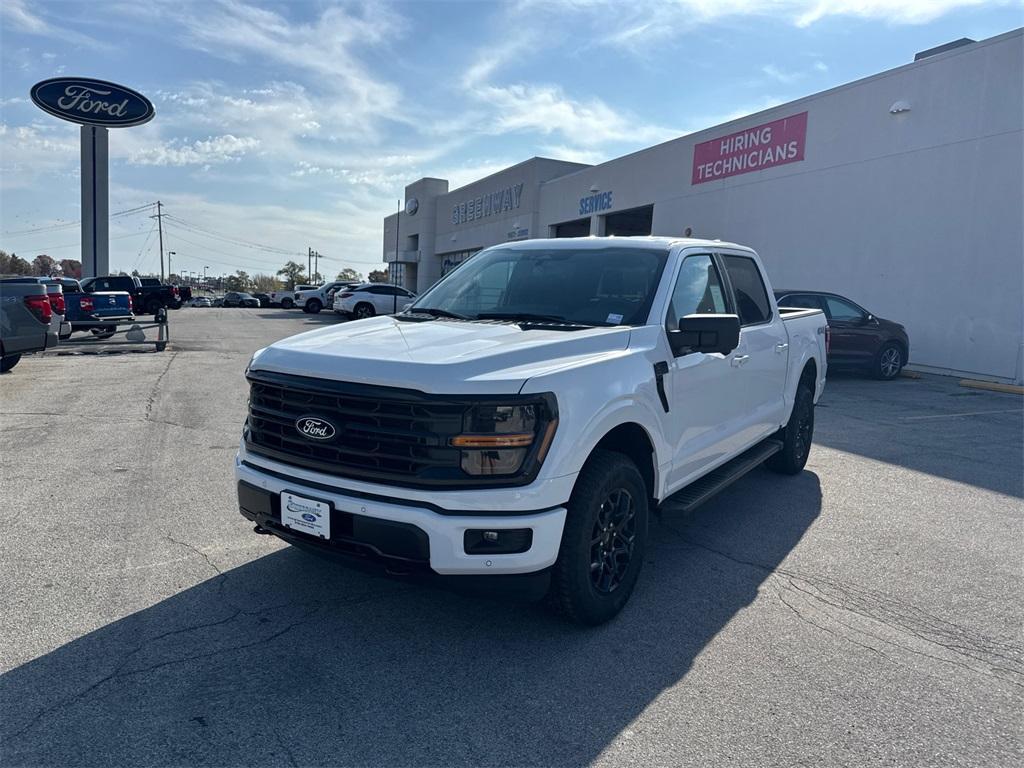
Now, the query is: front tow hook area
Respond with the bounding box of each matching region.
[253,524,272,535]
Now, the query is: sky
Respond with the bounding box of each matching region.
[1,0,1021,280]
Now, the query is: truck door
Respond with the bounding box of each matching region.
[663,253,748,488]
[719,253,789,444]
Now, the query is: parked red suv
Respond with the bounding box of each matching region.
[774,290,909,380]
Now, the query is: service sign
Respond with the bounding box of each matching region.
[30,77,155,128]
[691,112,807,185]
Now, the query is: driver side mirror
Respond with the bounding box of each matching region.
[668,314,741,357]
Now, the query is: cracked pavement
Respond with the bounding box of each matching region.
[1,308,1021,767]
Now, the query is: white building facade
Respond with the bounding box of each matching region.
[384,30,1023,383]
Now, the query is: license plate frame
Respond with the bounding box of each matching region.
[280,491,331,539]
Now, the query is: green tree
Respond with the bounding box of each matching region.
[367,269,389,283]
[0,251,33,275]
[32,254,58,276]
[251,273,281,292]
[224,270,251,291]
[336,267,362,282]
[276,260,307,289]
[60,259,82,279]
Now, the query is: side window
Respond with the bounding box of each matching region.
[778,294,823,311]
[823,296,865,322]
[721,255,771,326]
[665,254,727,331]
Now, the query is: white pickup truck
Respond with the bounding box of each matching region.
[293,281,358,314]
[237,237,828,624]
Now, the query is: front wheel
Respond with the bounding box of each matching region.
[874,342,904,380]
[281,298,294,309]
[1,354,22,373]
[767,382,814,475]
[550,450,649,625]
[306,299,322,314]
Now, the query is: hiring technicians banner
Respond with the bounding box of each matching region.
[692,112,807,185]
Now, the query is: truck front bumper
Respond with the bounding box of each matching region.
[235,455,567,578]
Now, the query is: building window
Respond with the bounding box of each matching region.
[552,218,590,238]
[388,262,405,286]
[439,249,481,276]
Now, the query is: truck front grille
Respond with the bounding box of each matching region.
[244,369,551,489]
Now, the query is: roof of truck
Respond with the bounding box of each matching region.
[487,236,753,252]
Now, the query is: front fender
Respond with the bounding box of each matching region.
[521,350,671,497]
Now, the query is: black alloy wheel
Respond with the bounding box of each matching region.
[767,382,814,475]
[354,303,375,320]
[590,488,638,594]
[550,449,649,625]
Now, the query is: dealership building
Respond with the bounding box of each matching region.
[384,29,1023,383]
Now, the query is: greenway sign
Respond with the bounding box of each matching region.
[30,77,155,128]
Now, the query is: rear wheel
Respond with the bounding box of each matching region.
[91,326,116,340]
[874,342,904,380]
[145,299,162,315]
[1,354,22,373]
[306,299,322,314]
[354,303,375,320]
[767,382,814,475]
[550,450,649,625]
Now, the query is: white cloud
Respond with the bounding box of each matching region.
[814,60,829,72]
[0,122,78,189]
[0,0,105,47]
[762,64,804,84]
[127,135,261,167]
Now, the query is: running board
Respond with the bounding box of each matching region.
[659,439,783,515]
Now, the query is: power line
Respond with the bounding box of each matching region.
[4,230,152,253]
[160,223,293,273]
[163,214,303,256]
[2,202,157,238]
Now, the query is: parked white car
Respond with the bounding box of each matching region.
[238,237,828,624]
[332,283,417,319]
[293,282,359,314]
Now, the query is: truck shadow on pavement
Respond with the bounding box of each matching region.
[0,470,821,767]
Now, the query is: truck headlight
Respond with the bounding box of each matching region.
[452,402,557,476]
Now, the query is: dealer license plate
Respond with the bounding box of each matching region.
[280,492,331,539]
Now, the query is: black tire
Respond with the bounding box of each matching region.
[145,299,162,315]
[156,341,167,352]
[767,382,814,475]
[307,299,322,314]
[92,326,116,340]
[550,450,649,625]
[874,342,904,380]
[353,303,375,320]
[281,298,294,309]
[1,354,22,373]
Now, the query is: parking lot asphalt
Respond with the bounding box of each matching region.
[1,307,1021,768]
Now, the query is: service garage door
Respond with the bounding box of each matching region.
[604,205,653,236]
[553,218,590,238]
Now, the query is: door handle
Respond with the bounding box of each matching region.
[775,343,789,353]
[731,355,750,367]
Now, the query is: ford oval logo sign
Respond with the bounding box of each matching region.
[295,416,336,441]
[30,77,155,128]
[301,513,317,523]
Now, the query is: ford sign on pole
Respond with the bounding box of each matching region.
[29,77,155,127]
[29,77,155,279]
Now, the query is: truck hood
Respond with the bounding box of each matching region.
[251,316,633,394]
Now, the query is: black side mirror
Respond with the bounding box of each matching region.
[668,314,741,356]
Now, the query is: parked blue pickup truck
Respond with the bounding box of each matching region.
[58,278,134,336]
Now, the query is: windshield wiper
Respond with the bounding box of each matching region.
[404,307,469,319]
[476,312,569,323]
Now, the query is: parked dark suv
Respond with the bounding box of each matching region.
[774,290,909,380]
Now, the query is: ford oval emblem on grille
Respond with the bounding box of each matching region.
[295,416,336,441]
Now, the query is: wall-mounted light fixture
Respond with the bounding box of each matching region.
[889,100,912,114]
[589,184,600,193]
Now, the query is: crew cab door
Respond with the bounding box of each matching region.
[662,252,748,488]
[718,252,789,442]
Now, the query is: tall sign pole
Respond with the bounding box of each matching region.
[30,77,155,279]
[80,125,109,279]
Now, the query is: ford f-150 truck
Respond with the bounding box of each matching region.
[82,275,179,316]
[58,278,134,337]
[237,237,828,624]
[0,280,55,372]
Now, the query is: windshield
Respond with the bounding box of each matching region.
[411,246,668,326]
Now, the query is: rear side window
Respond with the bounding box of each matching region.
[721,255,771,326]
[823,296,865,322]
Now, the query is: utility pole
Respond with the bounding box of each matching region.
[314,250,320,284]
[307,246,312,283]
[150,200,166,281]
